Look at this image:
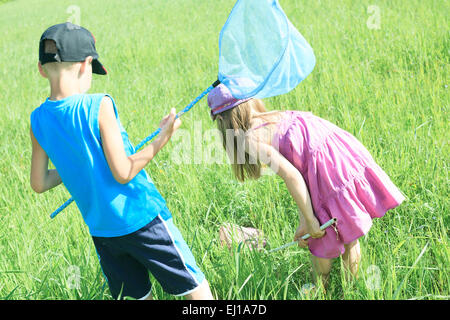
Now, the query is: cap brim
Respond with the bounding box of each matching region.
[211,98,251,116]
[92,59,107,75]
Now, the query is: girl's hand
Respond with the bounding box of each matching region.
[294,216,326,248]
[305,216,326,239]
[294,224,309,248]
[159,108,181,140]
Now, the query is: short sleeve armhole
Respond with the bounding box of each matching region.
[94,94,120,143]
[30,108,44,148]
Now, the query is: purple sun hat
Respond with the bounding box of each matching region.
[207,84,251,119]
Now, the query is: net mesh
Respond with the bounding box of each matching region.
[218,0,315,99]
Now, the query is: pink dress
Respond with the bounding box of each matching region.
[271,111,405,258]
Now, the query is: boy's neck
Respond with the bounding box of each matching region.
[48,74,84,101]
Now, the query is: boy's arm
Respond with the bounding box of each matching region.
[99,96,180,184]
[245,134,325,239]
[30,128,62,193]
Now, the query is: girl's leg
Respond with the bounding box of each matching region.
[310,255,333,289]
[342,239,361,278]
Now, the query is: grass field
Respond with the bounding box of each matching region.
[0,0,448,300]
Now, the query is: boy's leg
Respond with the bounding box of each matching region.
[136,276,213,301]
[123,208,213,300]
[185,280,213,300]
[146,279,213,300]
[92,236,153,300]
[92,208,214,300]
[342,239,361,278]
[153,213,214,300]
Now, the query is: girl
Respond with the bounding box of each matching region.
[208,84,405,287]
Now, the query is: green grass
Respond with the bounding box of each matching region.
[0,0,448,300]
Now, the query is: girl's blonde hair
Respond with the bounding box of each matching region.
[215,99,268,182]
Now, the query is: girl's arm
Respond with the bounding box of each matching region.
[245,134,325,239]
[30,128,62,193]
[99,96,180,184]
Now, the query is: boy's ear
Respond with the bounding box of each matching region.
[38,61,48,79]
[80,56,93,75]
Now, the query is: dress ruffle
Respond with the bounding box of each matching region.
[309,165,405,258]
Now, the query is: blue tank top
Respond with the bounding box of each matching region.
[30,93,167,237]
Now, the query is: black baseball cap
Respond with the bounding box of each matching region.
[39,22,107,75]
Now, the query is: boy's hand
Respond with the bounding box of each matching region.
[159,108,181,140]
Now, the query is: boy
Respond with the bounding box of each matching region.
[30,22,213,300]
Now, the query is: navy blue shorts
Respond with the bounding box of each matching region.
[92,207,205,299]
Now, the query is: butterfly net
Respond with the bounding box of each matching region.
[218,0,316,99]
